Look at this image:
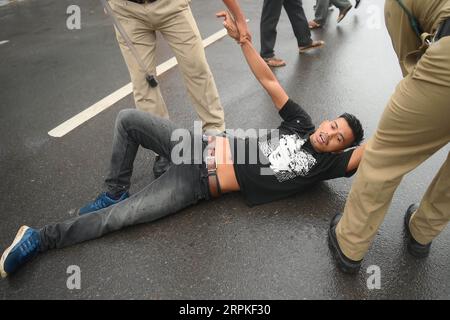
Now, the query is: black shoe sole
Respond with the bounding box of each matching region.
[406,242,430,259]
[404,204,431,258]
[328,226,361,274]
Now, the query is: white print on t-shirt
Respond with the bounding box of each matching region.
[259,134,316,182]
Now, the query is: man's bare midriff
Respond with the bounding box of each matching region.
[213,136,240,193]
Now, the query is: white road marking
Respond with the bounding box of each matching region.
[48,28,229,138]
[48,83,133,138]
[0,40,10,45]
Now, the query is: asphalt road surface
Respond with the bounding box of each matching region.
[0,0,449,299]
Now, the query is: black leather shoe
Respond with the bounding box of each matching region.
[328,213,362,274]
[404,203,431,258]
[153,155,171,178]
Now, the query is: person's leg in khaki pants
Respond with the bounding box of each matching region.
[409,153,450,245]
[110,0,169,118]
[108,0,225,177]
[156,4,225,132]
[335,37,450,262]
[110,0,225,132]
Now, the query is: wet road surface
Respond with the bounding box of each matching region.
[0,0,449,299]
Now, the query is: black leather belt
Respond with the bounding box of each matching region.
[435,17,450,42]
[127,0,157,4]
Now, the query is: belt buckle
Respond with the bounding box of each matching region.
[419,33,433,50]
[206,155,216,174]
[425,34,433,46]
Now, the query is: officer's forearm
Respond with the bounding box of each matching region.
[222,0,246,23]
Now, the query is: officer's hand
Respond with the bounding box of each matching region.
[216,11,240,42]
[235,18,251,44]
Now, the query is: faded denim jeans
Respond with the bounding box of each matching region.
[39,109,210,251]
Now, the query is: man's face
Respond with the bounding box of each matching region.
[309,117,355,153]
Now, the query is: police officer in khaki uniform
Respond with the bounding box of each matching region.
[328,0,450,273]
[108,0,249,176]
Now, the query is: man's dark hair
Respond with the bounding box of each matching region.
[339,113,364,147]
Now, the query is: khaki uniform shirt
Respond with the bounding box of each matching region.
[384,0,450,76]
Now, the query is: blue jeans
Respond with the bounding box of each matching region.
[39,110,210,251]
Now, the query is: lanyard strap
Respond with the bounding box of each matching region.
[394,0,423,39]
[99,0,158,87]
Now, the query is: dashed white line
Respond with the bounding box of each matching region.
[48,28,228,138]
[0,40,10,45]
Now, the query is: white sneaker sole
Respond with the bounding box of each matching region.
[0,226,29,278]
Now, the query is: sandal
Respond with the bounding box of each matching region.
[308,20,322,29]
[337,5,352,23]
[263,56,286,67]
[299,40,325,53]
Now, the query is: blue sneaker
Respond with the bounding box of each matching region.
[78,191,129,215]
[1,226,40,278]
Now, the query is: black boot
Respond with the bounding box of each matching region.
[153,155,171,178]
[328,213,362,274]
[404,204,431,258]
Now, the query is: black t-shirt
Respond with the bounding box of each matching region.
[230,99,356,206]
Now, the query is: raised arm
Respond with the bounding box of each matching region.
[222,0,251,43]
[217,11,289,109]
[346,144,366,173]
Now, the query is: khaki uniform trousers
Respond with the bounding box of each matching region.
[109,0,225,132]
[336,0,450,261]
